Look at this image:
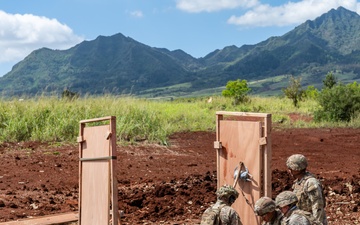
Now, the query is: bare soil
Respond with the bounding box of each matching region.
[0,127,359,224]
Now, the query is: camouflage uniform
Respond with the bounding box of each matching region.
[201,184,243,225]
[215,200,242,225]
[275,191,312,225]
[283,206,311,225]
[254,197,283,225]
[287,154,327,225]
[292,172,327,225]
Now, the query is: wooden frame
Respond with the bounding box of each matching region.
[78,116,119,225]
[215,111,272,225]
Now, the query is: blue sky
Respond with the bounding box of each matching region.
[0,0,359,76]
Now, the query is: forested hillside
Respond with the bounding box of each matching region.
[0,7,359,97]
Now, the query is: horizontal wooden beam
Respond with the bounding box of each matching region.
[216,111,271,118]
[0,212,78,225]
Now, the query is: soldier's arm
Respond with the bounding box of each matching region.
[306,179,325,220]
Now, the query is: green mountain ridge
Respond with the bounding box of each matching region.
[0,6,360,98]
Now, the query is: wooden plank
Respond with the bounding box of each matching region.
[78,122,85,225]
[109,117,119,225]
[216,111,270,118]
[79,116,113,124]
[216,114,223,188]
[264,115,272,197]
[0,212,78,225]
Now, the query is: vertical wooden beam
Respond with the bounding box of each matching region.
[264,114,272,197]
[215,114,223,189]
[109,116,119,225]
[78,122,85,225]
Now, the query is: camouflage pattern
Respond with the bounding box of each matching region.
[292,172,328,225]
[282,207,311,225]
[286,154,308,171]
[219,203,243,225]
[275,191,298,208]
[216,184,239,200]
[281,206,323,225]
[264,209,283,225]
[201,199,243,225]
[292,209,323,225]
[254,197,276,216]
[200,203,225,225]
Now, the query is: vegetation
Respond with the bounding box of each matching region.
[222,79,251,105]
[282,76,305,107]
[323,72,337,89]
[1,91,360,145]
[61,89,79,101]
[315,82,360,122]
[304,85,319,100]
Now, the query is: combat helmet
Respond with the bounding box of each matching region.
[275,191,298,207]
[286,154,308,171]
[254,197,276,216]
[216,184,239,200]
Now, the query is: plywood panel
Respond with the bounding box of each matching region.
[80,125,110,224]
[218,120,262,225]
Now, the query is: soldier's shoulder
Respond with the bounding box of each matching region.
[304,176,321,190]
[220,205,235,213]
[288,212,311,224]
[220,205,239,218]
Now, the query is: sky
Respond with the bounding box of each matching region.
[0,0,360,77]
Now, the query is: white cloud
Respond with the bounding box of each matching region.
[0,10,83,66]
[129,10,144,18]
[176,0,259,13]
[227,0,360,27]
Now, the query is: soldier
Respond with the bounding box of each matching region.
[286,154,327,225]
[200,184,243,225]
[275,191,319,225]
[254,196,283,225]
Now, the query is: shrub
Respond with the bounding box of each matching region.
[222,79,251,105]
[314,82,360,122]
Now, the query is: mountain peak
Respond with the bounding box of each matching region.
[286,7,360,55]
[321,6,359,21]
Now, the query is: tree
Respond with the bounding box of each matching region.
[323,72,337,89]
[282,76,304,107]
[222,79,251,105]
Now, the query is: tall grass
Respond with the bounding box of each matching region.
[0,95,358,144]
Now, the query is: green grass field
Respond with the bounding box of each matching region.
[1,94,359,144]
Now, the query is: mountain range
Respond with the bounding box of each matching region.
[0,6,360,98]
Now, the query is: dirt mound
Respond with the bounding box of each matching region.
[0,129,359,224]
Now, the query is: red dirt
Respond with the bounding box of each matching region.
[0,128,359,224]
